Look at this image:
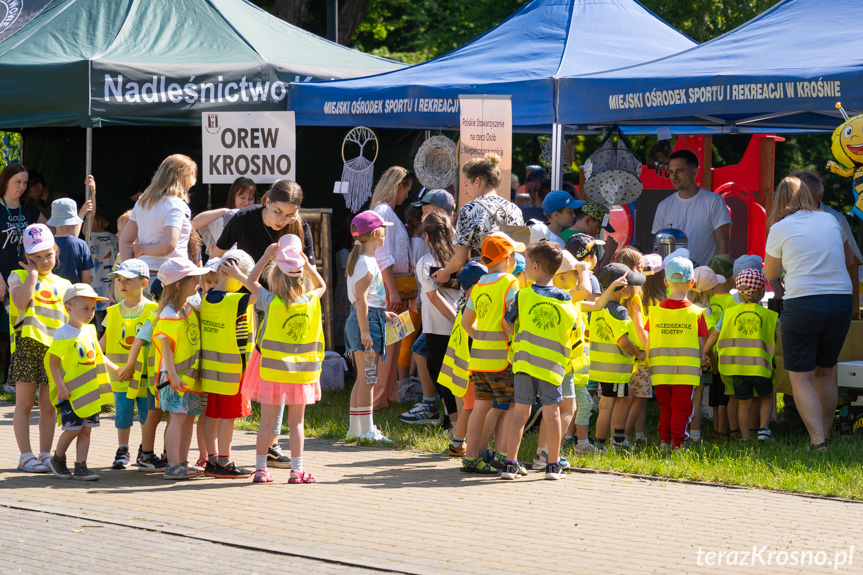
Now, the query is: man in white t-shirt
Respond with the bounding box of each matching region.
[651,150,731,267]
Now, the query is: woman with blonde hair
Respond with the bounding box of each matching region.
[764,176,853,452]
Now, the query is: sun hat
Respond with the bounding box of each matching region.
[23,223,54,254]
[736,267,766,295]
[662,248,691,268]
[413,189,455,211]
[691,266,725,293]
[481,232,526,268]
[557,250,581,273]
[458,261,488,291]
[542,190,584,216]
[733,254,763,278]
[598,262,646,291]
[46,198,83,227]
[642,253,663,276]
[63,283,108,304]
[580,201,615,232]
[707,254,734,280]
[665,257,695,283]
[220,248,255,275]
[157,257,208,286]
[204,256,222,274]
[275,234,305,277]
[109,258,150,280]
[350,210,393,237]
[528,222,552,244]
[565,232,605,261]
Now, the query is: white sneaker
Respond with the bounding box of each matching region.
[360,426,392,443]
[756,428,774,441]
[574,443,600,455]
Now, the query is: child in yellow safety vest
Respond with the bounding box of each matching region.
[99,258,157,470]
[460,232,525,475]
[705,254,736,438]
[10,224,72,473]
[645,257,709,450]
[703,268,778,441]
[230,235,326,484]
[45,284,115,481]
[153,258,208,480]
[589,263,646,451]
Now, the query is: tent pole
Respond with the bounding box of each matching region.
[551,123,563,190]
[84,128,92,245]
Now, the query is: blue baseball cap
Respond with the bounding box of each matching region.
[665,257,694,283]
[513,253,526,275]
[413,189,455,211]
[542,190,584,216]
[458,262,488,291]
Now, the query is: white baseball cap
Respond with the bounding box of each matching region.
[63,283,108,304]
[109,258,150,279]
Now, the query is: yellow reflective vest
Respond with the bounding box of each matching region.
[126,311,159,400]
[153,307,202,397]
[709,293,737,323]
[438,308,471,397]
[647,304,704,386]
[717,303,778,379]
[588,307,636,384]
[570,305,589,386]
[200,292,254,395]
[9,271,71,352]
[45,324,113,422]
[512,287,578,386]
[104,301,157,396]
[468,274,518,373]
[258,292,324,384]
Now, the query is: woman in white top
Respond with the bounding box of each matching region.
[191,177,257,255]
[369,166,413,409]
[120,154,195,273]
[764,176,853,451]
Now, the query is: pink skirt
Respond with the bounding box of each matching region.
[244,348,322,406]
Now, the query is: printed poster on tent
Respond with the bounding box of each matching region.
[201,111,296,184]
[458,96,512,203]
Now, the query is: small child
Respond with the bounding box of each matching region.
[589,263,646,451]
[111,210,133,305]
[616,246,650,446]
[706,254,735,438]
[99,259,157,469]
[502,241,578,480]
[152,258,208,479]
[645,257,709,450]
[47,198,95,284]
[45,284,115,480]
[88,205,119,330]
[541,191,582,248]
[704,268,778,441]
[687,266,725,444]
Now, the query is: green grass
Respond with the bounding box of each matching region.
[238,383,863,500]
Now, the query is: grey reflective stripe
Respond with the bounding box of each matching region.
[591,342,631,357]
[33,305,65,321]
[515,332,569,358]
[106,353,127,362]
[261,357,322,373]
[201,349,241,365]
[175,355,197,373]
[444,347,469,371]
[650,365,702,377]
[20,316,54,336]
[721,355,771,369]
[261,340,323,355]
[649,347,701,358]
[65,368,99,392]
[201,368,241,383]
[71,387,105,412]
[718,338,773,355]
[514,351,565,378]
[573,362,589,375]
[590,361,634,374]
[473,330,507,342]
[439,362,467,387]
[470,348,508,360]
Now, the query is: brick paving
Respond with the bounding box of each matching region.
[0,403,860,574]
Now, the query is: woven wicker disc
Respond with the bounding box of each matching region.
[414,135,457,189]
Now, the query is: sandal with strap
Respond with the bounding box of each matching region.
[288,470,315,484]
[189,460,206,472]
[253,469,273,483]
[18,455,49,473]
[163,462,198,480]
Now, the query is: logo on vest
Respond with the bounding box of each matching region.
[710,302,723,318]
[282,313,311,341]
[475,293,492,320]
[733,310,763,336]
[594,317,614,342]
[655,322,692,335]
[186,323,200,346]
[528,302,561,330]
[452,328,462,347]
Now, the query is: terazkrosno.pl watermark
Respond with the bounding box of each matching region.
[696,546,854,570]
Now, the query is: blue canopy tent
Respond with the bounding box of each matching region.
[557,0,861,132]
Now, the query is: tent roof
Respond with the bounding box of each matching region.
[288,0,695,132]
[558,0,859,131]
[0,0,403,128]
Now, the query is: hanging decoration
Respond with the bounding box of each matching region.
[827,102,863,219]
[646,136,673,178]
[414,135,458,189]
[540,138,575,174]
[341,126,378,212]
[583,127,643,206]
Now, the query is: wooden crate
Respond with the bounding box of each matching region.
[299,208,334,350]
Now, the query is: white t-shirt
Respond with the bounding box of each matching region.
[410,236,430,269]
[821,203,862,263]
[202,209,238,254]
[765,210,852,300]
[416,253,461,335]
[53,323,82,342]
[130,197,192,270]
[373,203,410,274]
[651,188,731,267]
[348,254,387,309]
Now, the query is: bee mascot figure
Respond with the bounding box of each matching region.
[826,102,863,219]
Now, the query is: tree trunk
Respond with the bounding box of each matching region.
[338,0,371,45]
[274,0,306,26]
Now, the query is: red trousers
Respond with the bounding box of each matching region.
[654,385,694,447]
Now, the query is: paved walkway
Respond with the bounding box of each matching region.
[1,403,860,574]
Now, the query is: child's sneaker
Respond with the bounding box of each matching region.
[397,401,441,426]
[137,453,167,471]
[112,447,131,470]
[214,461,252,479]
[448,443,466,457]
[267,444,292,468]
[203,460,217,477]
[253,469,273,483]
[756,428,774,441]
[500,461,520,480]
[574,443,600,456]
[517,463,528,477]
[73,462,100,481]
[532,451,571,471]
[46,454,72,479]
[612,437,631,448]
[545,462,566,480]
[460,456,498,475]
[360,426,392,443]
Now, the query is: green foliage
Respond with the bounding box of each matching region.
[640,0,778,43]
[0,132,21,169]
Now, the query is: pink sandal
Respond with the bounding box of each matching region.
[288,470,315,484]
[253,469,273,483]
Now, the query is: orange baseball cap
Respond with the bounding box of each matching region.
[481,232,526,267]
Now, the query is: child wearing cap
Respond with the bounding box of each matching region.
[88,205,118,332]
[645,257,709,450]
[47,198,95,285]
[564,232,605,303]
[10,224,73,473]
[542,191,583,248]
[98,258,158,469]
[45,284,115,481]
[153,257,209,479]
[706,254,735,438]
[459,232,524,474]
[703,268,778,441]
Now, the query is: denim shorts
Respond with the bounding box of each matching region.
[780,294,853,372]
[344,306,388,361]
[58,400,99,431]
[113,392,149,429]
[514,373,563,406]
[411,333,429,358]
[559,372,575,398]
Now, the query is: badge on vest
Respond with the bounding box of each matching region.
[733,310,763,335]
[528,302,561,330]
[186,323,200,346]
[475,293,492,319]
[282,313,311,340]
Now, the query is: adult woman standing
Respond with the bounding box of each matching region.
[764,176,853,451]
[0,164,46,301]
[368,166,413,409]
[192,177,258,254]
[432,153,523,284]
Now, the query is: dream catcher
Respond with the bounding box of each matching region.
[540,138,575,174]
[414,135,458,189]
[583,127,643,206]
[341,126,378,212]
[646,137,673,177]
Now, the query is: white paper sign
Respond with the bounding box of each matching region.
[202,111,296,184]
[333,181,349,195]
[458,96,512,205]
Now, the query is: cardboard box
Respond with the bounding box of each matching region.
[837,360,863,390]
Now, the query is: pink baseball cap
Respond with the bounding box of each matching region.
[23,224,54,254]
[156,257,208,286]
[642,253,663,276]
[275,234,305,276]
[350,210,392,237]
